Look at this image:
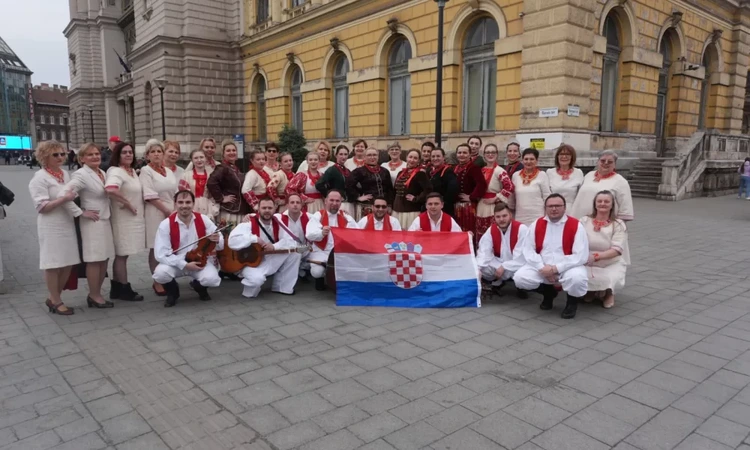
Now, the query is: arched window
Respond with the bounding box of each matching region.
[388,38,412,136]
[656,36,672,142]
[463,17,499,132]
[290,66,303,132]
[256,77,267,141]
[698,45,719,131]
[600,15,621,132]
[42,130,47,140]
[333,56,349,139]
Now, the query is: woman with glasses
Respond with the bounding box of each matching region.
[105,141,145,301]
[511,148,551,225]
[28,140,80,315]
[547,144,584,207]
[265,142,281,172]
[347,147,394,220]
[475,144,514,240]
[381,142,406,186]
[571,150,634,221]
[297,141,332,173]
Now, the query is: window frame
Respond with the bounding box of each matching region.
[333,56,349,139]
[388,38,412,136]
[461,17,499,132]
[290,66,303,132]
[256,77,267,142]
[599,15,621,133]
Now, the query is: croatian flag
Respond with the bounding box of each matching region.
[332,228,481,308]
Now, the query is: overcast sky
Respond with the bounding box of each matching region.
[1,0,70,87]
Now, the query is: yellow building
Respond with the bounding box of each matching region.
[238,0,750,159]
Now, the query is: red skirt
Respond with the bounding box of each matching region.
[454,201,476,233]
[475,216,494,242]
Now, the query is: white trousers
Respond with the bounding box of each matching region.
[153,263,221,287]
[513,264,588,297]
[238,253,301,298]
[480,261,515,286]
[308,249,331,279]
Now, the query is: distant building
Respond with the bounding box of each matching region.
[0,35,33,152]
[32,84,70,148]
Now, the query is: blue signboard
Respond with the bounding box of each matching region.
[0,135,32,150]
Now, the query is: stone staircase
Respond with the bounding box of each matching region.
[627,157,668,198]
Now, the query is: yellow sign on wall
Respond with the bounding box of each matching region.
[530,138,545,150]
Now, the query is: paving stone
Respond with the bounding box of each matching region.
[267,421,326,450]
[348,412,406,443]
[115,432,170,450]
[430,427,506,450]
[461,389,515,416]
[673,434,733,450]
[384,420,444,450]
[356,391,409,415]
[672,392,724,419]
[313,358,366,382]
[625,407,703,450]
[637,369,697,395]
[316,378,375,407]
[424,405,480,435]
[272,391,335,423]
[532,424,609,450]
[239,405,291,435]
[299,428,363,450]
[230,380,289,408]
[589,394,659,428]
[533,385,597,413]
[716,400,750,427]
[471,410,542,449]
[45,432,106,450]
[696,415,750,448]
[616,380,680,410]
[312,404,370,433]
[354,367,410,393]
[101,411,153,445]
[389,357,442,381]
[504,396,571,430]
[561,371,620,398]
[393,379,444,400]
[564,407,636,446]
[273,368,330,395]
[390,397,444,424]
[427,384,477,408]
[86,394,133,421]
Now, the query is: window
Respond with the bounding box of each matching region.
[698,48,717,130]
[40,115,45,124]
[292,0,305,6]
[600,15,621,132]
[61,130,66,141]
[333,56,349,139]
[256,77,267,141]
[290,66,303,132]
[462,17,499,132]
[388,38,412,136]
[42,130,47,140]
[53,130,58,140]
[257,0,269,24]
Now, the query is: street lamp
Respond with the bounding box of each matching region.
[155,77,168,140]
[87,104,94,144]
[62,113,70,152]
[434,0,448,147]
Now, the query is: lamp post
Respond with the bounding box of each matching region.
[155,78,167,140]
[434,0,448,147]
[87,104,94,144]
[62,113,70,152]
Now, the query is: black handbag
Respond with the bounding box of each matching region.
[0,181,14,206]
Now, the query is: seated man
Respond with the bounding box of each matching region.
[275,193,311,276]
[357,196,401,231]
[408,192,461,232]
[229,197,301,298]
[476,202,528,298]
[513,194,589,319]
[153,190,223,307]
[305,189,358,291]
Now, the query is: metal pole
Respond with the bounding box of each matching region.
[82,111,86,142]
[64,119,69,151]
[435,0,445,147]
[159,88,166,140]
[89,109,94,143]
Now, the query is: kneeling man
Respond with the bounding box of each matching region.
[229,198,301,298]
[153,190,223,307]
[306,189,358,291]
[513,194,588,319]
[275,193,311,276]
[476,202,528,298]
[357,196,401,230]
[408,193,461,232]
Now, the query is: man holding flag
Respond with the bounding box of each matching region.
[357,196,401,231]
[476,202,528,298]
[408,193,461,232]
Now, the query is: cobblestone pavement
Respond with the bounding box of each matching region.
[2,164,750,450]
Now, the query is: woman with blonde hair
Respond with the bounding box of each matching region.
[286,151,324,213]
[382,142,406,186]
[475,143,514,240]
[272,152,295,213]
[139,138,178,296]
[61,143,116,308]
[241,148,277,211]
[297,140,332,173]
[185,137,219,171]
[546,144,584,207]
[163,140,184,180]
[207,139,248,226]
[179,149,219,216]
[28,140,80,315]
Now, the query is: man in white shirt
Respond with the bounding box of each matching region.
[153,190,224,307]
[408,193,461,232]
[513,194,589,319]
[476,202,528,298]
[305,189,358,290]
[275,193,311,276]
[228,198,302,298]
[357,196,402,231]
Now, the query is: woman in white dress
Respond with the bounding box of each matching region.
[571,150,634,221]
[476,144,514,240]
[272,152,295,213]
[139,139,178,296]
[61,143,115,308]
[105,142,145,301]
[580,190,629,309]
[28,140,79,315]
[546,144,584,207]
[381,142,406,186]
[241,149,277,212]
[297,141,332,173]
[163,140,184,180]
[511,148,551,225]
[344,139,367,171]
[179,149,217,217]
[286,151,324,213]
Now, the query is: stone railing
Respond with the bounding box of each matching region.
[657,131,706,201]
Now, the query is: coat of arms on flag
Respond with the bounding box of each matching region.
[385,241,423,289]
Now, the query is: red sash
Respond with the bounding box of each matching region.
[491,221,521,257]
[282,213,310,237]
[419,212,452,232]
[169,212,206,252]
[364,214,393,231]
[314,210,348,250]
[251,216,280,242]
[535,217,578,255]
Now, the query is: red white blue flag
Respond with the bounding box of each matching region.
[332,228,481,308]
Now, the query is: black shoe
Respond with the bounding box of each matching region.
[119,283,144,301]
[109,280,122,300]
[516,288,529,299]
[190,280,211,301]
[491,283,505,296]
[87,296,114,308]
[272,290,295,296]
[315,277,326,291]
[163,280,180,307]
[561,294,579,319]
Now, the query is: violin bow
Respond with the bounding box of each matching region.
[168,224,230,256]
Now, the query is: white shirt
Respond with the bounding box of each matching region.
[408,213,462,232]
[476,223,528,272]
[381,161,406,186]
[154,213,225,270]
[306,209,359,252]
[275,211,310,244]
[521,215,589,273]
[228,215,298,251]
[356,215,402,231]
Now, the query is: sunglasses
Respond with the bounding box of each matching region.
[52,153,65,157]
[266,149,278,153]
[373,205,388,209]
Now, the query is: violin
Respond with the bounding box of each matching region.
[168,225,229,267]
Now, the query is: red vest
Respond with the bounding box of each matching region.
[251,216,280,242]
[364,214,393,231]
[534,216,579,255]
[281,213,309,236]
[419,212,452,232]
[169,212,206,252]
[314,210,348,250]
[490,221,522,257]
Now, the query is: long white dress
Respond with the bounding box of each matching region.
[105,167,146,256]
[381,161,406,186]
[511,170,551,225]
[29,169,81,270]
[140,165,177,249]
[570,172,634,221]
[580,216,629,293]
[63,166,116,262]
[546,168,584,208]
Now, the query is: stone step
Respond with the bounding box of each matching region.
[631,168,663,176]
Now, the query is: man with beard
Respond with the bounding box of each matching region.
[153,190,223,307]
[229,198,301,298]
[275,193,312,277]
[476,202,528,298]
[357,196,401,231]
[306,189,358,290]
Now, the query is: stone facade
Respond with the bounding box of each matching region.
[32,84,70,148]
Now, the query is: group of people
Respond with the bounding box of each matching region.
[29,135,632,319]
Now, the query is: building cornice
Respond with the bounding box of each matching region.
[128,34,240,63]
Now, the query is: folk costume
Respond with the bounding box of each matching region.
[476,221,527,286]
[504,161,523,178]
[275,210,312,273]
[427,165,459,218]
[106,166,146,256]
[511,169,551,225]
[228,214,301,298]
[242,166,277,212]
[357,213,402,231]
[546,167,584,208]
[63,165,115,262]
[167,164,185,181]
[347,165,394,220]
[140,164,178,248]
[580,216,629,293]
[207,161,248,226]
[408,211,462,232]
[305,209,358,281]
[179,167,219,217]
[392,167,431,228]
[344,156,366,172]
[570,171,634,221]
[472,154,486,168]
[297,158,331,174]
[452,161,487,233]
[29,168,80,269]
[475,163,514,239]
[381,160,406,186]
[272,168,295,213]
[186,158,219,172]
[316,162,355,216]
[286,170,325,214]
